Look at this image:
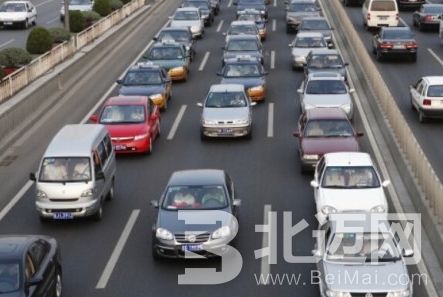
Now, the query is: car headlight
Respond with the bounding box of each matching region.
[304,104,316,110]
[302,154,319,161]
[341,103,352,113]
[294,56,306,62]
[234,119,250,125]
[36,190,47,198]
[185,45,191,51]
[81,188,94,197]
[134,133,149,141]
[326,291,351,297]
[156,228,173,240]
[260,10,265,14]
[370,205,386,213]
[286,16,296,22]
[387,291,410,297]
[321,205,338,215]
[149,93,164,100]
[212,226,231,239]
[190,26,201,33]
[170,66,185,72]
[202,119,218,125]
[248,85,264,92]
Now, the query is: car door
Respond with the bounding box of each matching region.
[410,78,424,108]
[160,68,172,97]
[26,2,36,21]
[27,240,56,297]
[313,156,325,205]
[146,99,160,138]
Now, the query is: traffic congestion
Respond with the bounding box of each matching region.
[0,0,440,296]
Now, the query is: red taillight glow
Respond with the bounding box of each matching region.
[380,42,393,49]
[424,15,433,22]
[367,13,370,21]
[396,13,399,20]
[423,99,432,106]
[405,42,418,49]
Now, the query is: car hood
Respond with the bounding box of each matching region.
[318,188,387,211]
[145,59,185,70]
[0,11,27,18]
[301,137,359,154]
[118,85,164,96]
[220,77,264,87]
[157,208,232,234]
[170,20,202,27]
[203,107,250,121]
[103,123,148,137]
[286,11,320,20]
[322,260,409,292]
[238,4,265,11]
[291,47,317,57]
[307,67,346,77]
[303,94,351,106]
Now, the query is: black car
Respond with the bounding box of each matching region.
[234,0,268,20]
[117,63,172,110]
[397,0,425,10]
[153,27,196,61]
[182,0,215,27]
[285,0,322,33]
[0,235,62,297]
[342,0,363,6]
[217,56,268,102]
[412,4,443,31]
[372,26,417,62]
[222,35,264,66]
[150,169,241,259]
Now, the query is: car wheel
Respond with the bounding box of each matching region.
[246,126,252,139]
[54,270,62,297]
[376,50,383,61]
[92,202,103,221]
[344,0,349,6]
[152,245,161,260]
[162,98,168,111]
[32,16,36,26]
[410,54,417,62]
[418,21,423,31]
[410,97,415,110]
[419,112,426,123]
[147,137,153,154]
[372,45,376,54]
[286,25,291,34]
[23,19,29,29]
[156,121,161,138]
[106,179,115,201]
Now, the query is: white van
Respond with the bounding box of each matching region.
[362,0,398,30]
[30,124,116,222]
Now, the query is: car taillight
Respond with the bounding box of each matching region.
[423,99,431,106]
[424,15,433,22]
[367,13,370,21]
[405,42,417,49]
[396,13,398,20]
[380,42,393,49]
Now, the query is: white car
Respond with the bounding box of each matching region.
[0,0,36,29]
[60,0,94,22]
[409,76,443,123]
[310,152,390,216]
[169,7,204,39]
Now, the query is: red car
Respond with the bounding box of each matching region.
[293,108,363,174]
[90,96,160,154]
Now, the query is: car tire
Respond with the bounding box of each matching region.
[23,19,29,29]
[152,246,161,260]
[32,16,36,26]
[286,26,291,34]
[147,137,153,155]
[343,0,349,6]
[106,179,115,201]
[156,121,161,138]
[410,97,415,110]
[419,112,426,123]
[410,54,417,62]
[92,202,103,221]
[162,98,168,111]
[372,46,376,54]
[376,50,383,61]
[54,270,62,297]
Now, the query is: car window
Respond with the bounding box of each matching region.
[382,29,412,40]
[301,20,329,30]
[28,240,49,271]
[370,1,396,11]
[426,85,443,97]
[321,166,380,188]
[163,185,228,209]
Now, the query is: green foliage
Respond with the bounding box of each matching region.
[0,47,32,68]
[109,0,123,10]
[120,0,131,4]
[26,27,53,55]
[69,10,86,33]
[93,0,112,17]
[81,10,101,26]
[48,27,72,43]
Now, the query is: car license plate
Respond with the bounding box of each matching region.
[4,21,12,25]
[53,212,74,219]
[181,244,203,252]
[114,144,126,150]
[393,45,404,49]
[378,16,388,20]
[219,128,233,134]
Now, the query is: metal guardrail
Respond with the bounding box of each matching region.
[0,0,145,103]
[329,0,443,223]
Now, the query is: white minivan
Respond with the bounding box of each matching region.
[30,124,116,222]
[362,0,398,30]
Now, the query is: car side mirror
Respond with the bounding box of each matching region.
[150,113,159,121]
[29,172,36,181]
[153,37,158,41]
[382,180,391,187]
[356,132,364,137]
[263,71,269,75]
[150,200,159,208]
[344,62,349,66]
[293,131,301,138]
[312,249,323,257]
[116,79,122,84]
[95,171,105,180]
[197,102,203,107]
[233,199,242,207]
[402,248,414,257]
[90,115,98,123]
[297,88,303,93]
[250,102,257,107]
[349,88,355,93]
[216,71,223,76]
[310,180,319,188]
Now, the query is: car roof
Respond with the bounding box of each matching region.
[322,152,373,167]
[209,84,245,92]
[224,56,260,64]
[151,41,182,48]
[307,72,343,80]
[309,48,340,55]
[300,16,328,21]
[305,108,349,120]
[175,7,200,12]
[229,20,257,26]
[380,26,411,32]
[159,26,191,32]
[167,169,227,186]
[422,76,443,85]
[105,96,149,105]
[296,32,325,38]
[129,62,163,71]
[0,235,37,260]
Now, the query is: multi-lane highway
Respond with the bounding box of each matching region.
[0,0,439,296]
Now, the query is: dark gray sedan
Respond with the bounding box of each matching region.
[412,4,443,31]
[372,26,417,62]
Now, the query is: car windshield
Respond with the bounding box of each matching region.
[300,20,329,30]
[162,185,228,210]
[308,54,344,68]
[239,0,264,4]
[158,31,190,43]
[227,39,259,51]
[305,119,353,138]
[205,91,247,107]
[0,3,26,12]
[183,2,208,9]
[39,157,91,182]
[0,262,20,292]
[148,47,183,60]
[228,25,257,35]
[305,80,347,94]
[173,10,199,20]
[288,3,317,12]
[293,37,326,48]
[321,166,381,188]
[383,30,413,40]
[423,6,443,14]
[326,233,400,263]
[426,85,443,97]
[224,64,260,77]
[122,70,162,85]
[238,14,263,22]
[100,105,146,124]
[70,0,90,5]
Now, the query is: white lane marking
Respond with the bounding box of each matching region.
[259,204,272,285]
[216,19,224,32]
[167,105,187,140]
[35,0,53,7]
[198,51,210,71]
[0,181,32,222]
[96,210,140,289]
[272,19,276,31]
[399,17,407,27]
[428,48,443,65]
[267,103,274,138]
[227,0,233,7]
[46,17,60,24]
[270,50,275,69]
[0,39,15,49]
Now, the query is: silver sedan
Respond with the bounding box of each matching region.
[289,32,329,70]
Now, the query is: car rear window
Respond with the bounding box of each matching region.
[370,1,396,11]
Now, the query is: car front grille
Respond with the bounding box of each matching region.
[351,293,387,297]
[175,232,211,243]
